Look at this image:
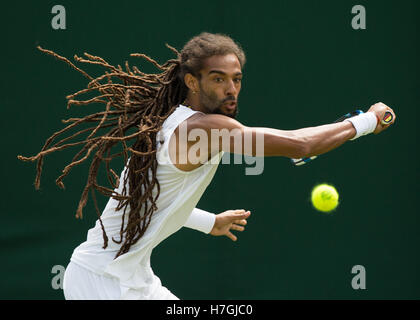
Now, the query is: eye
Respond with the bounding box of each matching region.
[214,77,224,83]
[234,78,242,83]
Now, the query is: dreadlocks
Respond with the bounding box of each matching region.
[17,32,246,259]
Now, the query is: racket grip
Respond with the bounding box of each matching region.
[291,156,318,166]
[381,111,394,125]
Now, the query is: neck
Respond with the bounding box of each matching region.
[182,94,209,114]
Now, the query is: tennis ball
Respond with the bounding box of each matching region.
[311,184,339,212]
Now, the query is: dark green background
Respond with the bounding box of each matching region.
[1,0,418,299]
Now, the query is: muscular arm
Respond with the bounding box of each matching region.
[190,114,357,159]
[258,121,356,158]
[171,102,394,169]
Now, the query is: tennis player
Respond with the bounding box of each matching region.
[19,32,395,300]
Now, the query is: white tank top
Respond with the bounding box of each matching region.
[70,105,224,298]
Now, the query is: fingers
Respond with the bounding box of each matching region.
[231,224,245,232]
[226,231,237,242]
[234,218,248,226]
[222,209,252,241]
[231,210,251,221]
[225,222,245,244]
[227,217,247,241]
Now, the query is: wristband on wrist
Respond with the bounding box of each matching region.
[184,208,216,234]
[346,112,378,140]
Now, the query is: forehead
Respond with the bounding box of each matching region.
[200,54,242,75]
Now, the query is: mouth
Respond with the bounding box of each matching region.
[223,101,237,111]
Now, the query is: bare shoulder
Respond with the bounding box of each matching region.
[187,113,245,131]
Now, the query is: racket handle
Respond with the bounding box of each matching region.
[291,156,318,166]
[381,111,394,125]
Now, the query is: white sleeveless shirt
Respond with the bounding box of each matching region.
[70,105,224,298]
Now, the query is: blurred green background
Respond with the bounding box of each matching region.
[1,0,418,299]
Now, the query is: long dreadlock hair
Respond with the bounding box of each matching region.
[17,32,246,258]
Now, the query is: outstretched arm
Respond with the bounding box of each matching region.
[187,102,396,160]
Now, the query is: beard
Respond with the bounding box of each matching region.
[198,85,239,119]
[213,103,239,119]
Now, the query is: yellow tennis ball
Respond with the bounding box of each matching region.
[311,184,339,212]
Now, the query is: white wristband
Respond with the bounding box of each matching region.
[346,112,378,140]
[184,208,216,234]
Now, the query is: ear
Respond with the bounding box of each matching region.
[184,73,199,93]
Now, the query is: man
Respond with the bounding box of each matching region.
[18,32,395,300]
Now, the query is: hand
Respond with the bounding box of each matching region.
[367,102,397,134]
[210,209,251,241]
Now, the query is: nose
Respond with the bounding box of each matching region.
[225,79,237,97]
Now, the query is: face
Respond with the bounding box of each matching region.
[197,54,243,118]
